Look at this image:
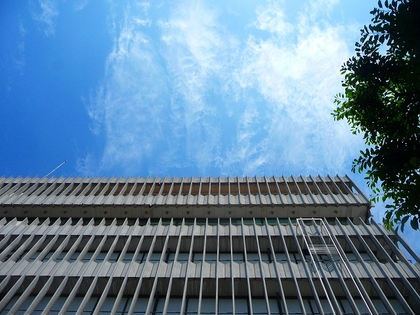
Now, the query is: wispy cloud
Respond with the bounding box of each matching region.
[73,0,89,11]
[82,0,364,178]
[32,0,59,36]
[224,1,364,175]
[84,86,105,136]
[254,1,293,35]
[158,1,239,174]
[13,19,26,70]
[83,1,170,175]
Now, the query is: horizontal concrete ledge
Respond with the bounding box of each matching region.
[0,204,370,221]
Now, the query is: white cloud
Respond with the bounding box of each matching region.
[222,2,364,176]
[32,0,59,36]
[76,153,96,177]
[254,1,293,35]
[84,0,364,178]
[157,1,240,173]
[85,86,105,136]
[159,2,226,90]
[101,35,169,173]
[73,0,89,11]
[305,0,340,21]
[12,19,26,70]
[82,2,172,176]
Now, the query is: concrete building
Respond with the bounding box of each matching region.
[0,175,419,314]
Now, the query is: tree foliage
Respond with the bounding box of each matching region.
[333,0,420,231]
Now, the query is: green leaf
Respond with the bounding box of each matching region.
[400,216,409,232]
[410,218,419,230]
[379,35,385,44]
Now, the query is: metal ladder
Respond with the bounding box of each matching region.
[297,218,373,315]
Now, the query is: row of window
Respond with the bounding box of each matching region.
[11,250,373,264]
[9,217,351,227]
[1,296,405,315]
[1,230,383,265]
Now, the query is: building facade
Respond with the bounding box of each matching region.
[0,175,419,314]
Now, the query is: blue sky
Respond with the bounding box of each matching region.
[1,0,419,256]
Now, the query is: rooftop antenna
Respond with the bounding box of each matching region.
[45,160,67,177]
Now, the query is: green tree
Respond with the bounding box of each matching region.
[333,0,420,231]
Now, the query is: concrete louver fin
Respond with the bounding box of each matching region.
[0,175,371,220]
